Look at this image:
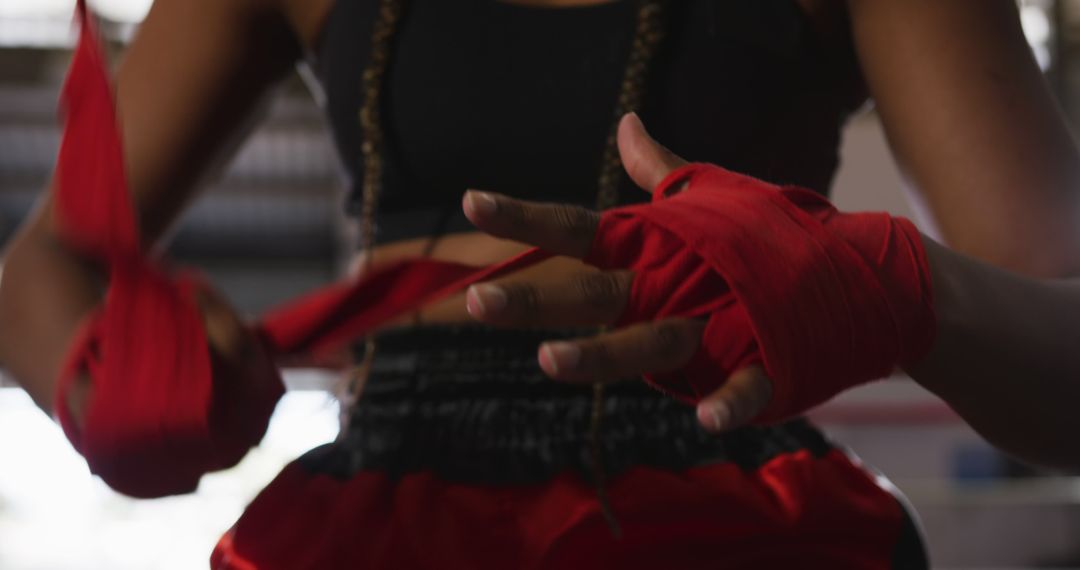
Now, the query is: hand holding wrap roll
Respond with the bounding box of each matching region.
[52,3,287,498]
[53,2,546,498]
[52,1,932,498]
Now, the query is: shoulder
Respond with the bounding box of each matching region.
[795,0,851,41]
[274,0,337,53]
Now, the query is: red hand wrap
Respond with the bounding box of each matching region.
[586,164,936,422]
[54,3,553,497]
[54,1,931,497]
[53,2,286,498]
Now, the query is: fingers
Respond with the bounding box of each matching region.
[194,285,258,364]
[695,365,773,433]
[617,112,688,192]
[537,318,704,383]
[463,115,687,254]
[463,190,600,258]
[466,269,633,327]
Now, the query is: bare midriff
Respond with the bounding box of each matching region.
[360,231,597,327]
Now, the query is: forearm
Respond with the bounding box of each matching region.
[908,237,1080,470]
[0,204,104,413]
[850,0,1080,276]
[0,0,297,415]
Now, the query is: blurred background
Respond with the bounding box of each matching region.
[0,0,1078,568]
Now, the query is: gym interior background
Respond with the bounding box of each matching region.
[0,0,1077,568]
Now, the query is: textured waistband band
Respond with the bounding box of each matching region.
[300,326,831,483]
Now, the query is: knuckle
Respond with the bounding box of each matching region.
[549,204,599,241]
[504,283,541,318]
[501,198,528,225]
[650,321,690,360]
[730,372,771,426]
[751,374,774,413]
[581,341,617,376]
[724,396,748,427]
[574,272,627,314]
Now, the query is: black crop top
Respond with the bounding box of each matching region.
[316,0,865,244]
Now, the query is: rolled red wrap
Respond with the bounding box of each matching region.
[53,2,289,498]
[52,1,932,497]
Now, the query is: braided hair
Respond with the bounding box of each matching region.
[350,0,668,535]
[357,0,668,250]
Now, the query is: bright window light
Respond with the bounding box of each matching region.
[0,0,150,22]
[89,0,152,24]
[0,0,151,46]
[0,378,340,570]
[0,0,72,20]
[1020,1,1054,71]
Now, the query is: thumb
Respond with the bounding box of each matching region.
[695,365,773,433]
[194,285,261,365]
[617,112,688,192]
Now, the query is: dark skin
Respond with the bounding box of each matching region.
[0,0,303,415]
[0,0,1078,455]
[467,114,1080,470]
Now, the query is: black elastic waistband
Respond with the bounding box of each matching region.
[301,326,832,483]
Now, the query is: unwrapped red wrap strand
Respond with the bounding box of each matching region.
[52,1,932,498]
[52,1,550,497]
[258,248,552,358]
[52,1,287,498]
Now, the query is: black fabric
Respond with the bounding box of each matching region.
[892,496,931,569]
[315,0,865,244]
[298,325,833,483]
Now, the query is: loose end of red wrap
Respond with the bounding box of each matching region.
[56,0,139,259]
[51,2,285,498]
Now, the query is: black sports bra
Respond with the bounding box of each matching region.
[315,0,865,244]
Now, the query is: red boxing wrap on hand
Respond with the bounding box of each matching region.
[585,164,936,423]
[54,2,551,497]
[54,1,931,498]
[53,3,285,498]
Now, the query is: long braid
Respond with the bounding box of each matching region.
[350,0,669,534]
[342,0,406,416]
[589,0,668,538]
[595,0,667,211]
[358,0,405,255]
[359,0,668,245]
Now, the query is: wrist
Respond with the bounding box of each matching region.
[903,235,964,388]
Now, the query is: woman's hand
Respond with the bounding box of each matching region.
[462,114,773,433]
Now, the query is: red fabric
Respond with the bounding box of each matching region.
[258,249,551,357]
[54,1,137,260]
[584,164,936,423]
[52,2,551,498]
[210,450,903,569]
[54,1,932,501]
[53,3,283,498]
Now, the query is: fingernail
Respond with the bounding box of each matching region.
[697,401,731,432]
[466,284,507,318]
[539,342,581,376]
[625,111,648,133]
[464,191,497,217]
